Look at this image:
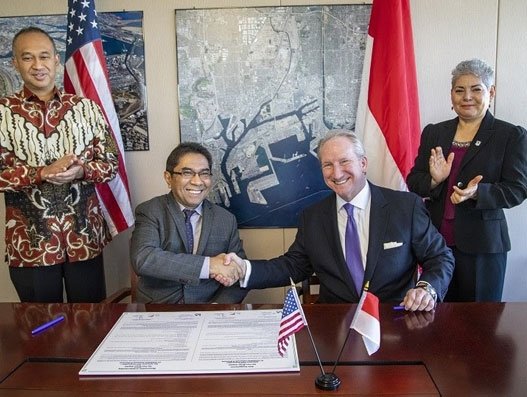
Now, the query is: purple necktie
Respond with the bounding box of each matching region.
[183,209,196,254]
[343,203,364,294]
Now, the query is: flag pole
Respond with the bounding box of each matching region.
[330,328,352,375]
[289,279,341,390]
[330,281,368,373]
[303,315,325,376]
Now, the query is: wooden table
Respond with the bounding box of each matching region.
[0,302,525,396]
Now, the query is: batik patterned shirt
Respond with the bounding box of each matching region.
[0,86,119,267]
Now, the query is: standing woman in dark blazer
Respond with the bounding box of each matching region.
[407,58,527,302]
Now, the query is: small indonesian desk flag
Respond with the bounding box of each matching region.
[277,282,307,357]
[350,289,380,355]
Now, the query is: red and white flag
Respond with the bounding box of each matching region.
[355,0,421,191]
[350,290,380,355]
[64,0,134,236]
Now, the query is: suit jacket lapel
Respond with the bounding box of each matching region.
[364,184,388,286]
[196,200,213,254]
[439,118,457,151]
[323,194,362,299]
[165,193,192,253]
[459,111,494,171]
[322,195,346,264]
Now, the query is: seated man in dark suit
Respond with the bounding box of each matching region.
[219,130,454,311]
[130,142,247,303]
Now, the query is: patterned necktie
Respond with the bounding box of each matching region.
[343,203,364,294]
[183,209,196,254]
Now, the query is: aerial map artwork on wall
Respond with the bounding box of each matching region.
[0,11,148,151]
[177,5,371,227]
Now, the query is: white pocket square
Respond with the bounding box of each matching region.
[383,241,403,250]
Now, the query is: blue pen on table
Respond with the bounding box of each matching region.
[393,305,406,311]
[31,315,65,335]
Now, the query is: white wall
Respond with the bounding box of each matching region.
[1,0,526,302]
[494,0,527,301]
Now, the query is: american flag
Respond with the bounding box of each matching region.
[64,0,134,236]
[277,287,306,357]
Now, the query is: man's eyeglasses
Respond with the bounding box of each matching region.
[170,169,212,180]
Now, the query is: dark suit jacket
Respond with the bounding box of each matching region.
[407,111,527,253]
[130,193,247,304]
[247,183,454,303]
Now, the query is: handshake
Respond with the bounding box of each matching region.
[209,253,246,287]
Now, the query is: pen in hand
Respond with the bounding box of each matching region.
[31,315,65,335]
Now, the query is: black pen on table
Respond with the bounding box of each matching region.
[31,315,65,335]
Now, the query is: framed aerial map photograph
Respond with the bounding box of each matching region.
[176,5,371,227]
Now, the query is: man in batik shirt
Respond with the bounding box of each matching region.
[0,27,118,302]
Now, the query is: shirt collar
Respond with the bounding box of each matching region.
[21,85,61,103]
[336,182,371,211]
[178,202,204,217]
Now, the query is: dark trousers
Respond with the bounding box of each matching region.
[9,254,106,303]
[445,248,507,302]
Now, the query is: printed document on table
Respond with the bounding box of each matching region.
[79,309,300,375]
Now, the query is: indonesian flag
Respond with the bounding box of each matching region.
[64,0,134,236]
[355,0,421,190]
[350,290,380,355]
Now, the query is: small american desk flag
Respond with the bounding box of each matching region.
[277,286,306,357]
[64,0,134,236]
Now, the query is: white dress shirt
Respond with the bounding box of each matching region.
[335,183,371,270]
[178,203,210,278]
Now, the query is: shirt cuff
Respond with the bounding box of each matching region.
[199,257,210,279]
[239,259,252,288]
[34,166,45,184]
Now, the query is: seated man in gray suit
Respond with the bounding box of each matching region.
[131,142,247,303]
[219,130,455,312]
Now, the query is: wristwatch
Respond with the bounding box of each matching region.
[416,281,438,302]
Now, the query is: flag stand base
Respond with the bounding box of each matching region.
[315,373,341,390]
